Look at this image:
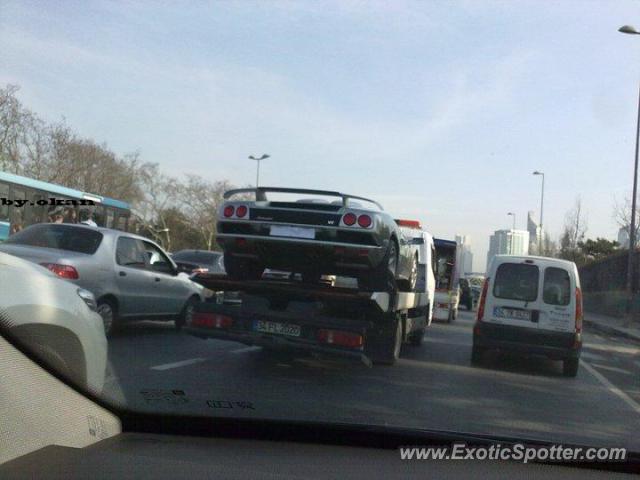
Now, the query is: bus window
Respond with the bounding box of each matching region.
[106,208,115,229]
[94,206,106,227]
[116,213,128,231]
[30,191,47,225]
[10,187,26,231]
[0,183,9,222]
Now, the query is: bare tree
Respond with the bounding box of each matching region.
[180,175,233,251]
[613,196,640,246]
[559,197,588,263]
[136,164,181,250]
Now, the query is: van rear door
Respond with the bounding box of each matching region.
[484,261,541,329]
[537,266,575,333]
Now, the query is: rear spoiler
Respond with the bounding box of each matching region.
[223,187,384,210]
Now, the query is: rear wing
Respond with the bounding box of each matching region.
[223,187,384,211]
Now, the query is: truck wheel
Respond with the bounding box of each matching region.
[562,358,579,377]
[359,239,398,292]
[408,327,425,347]
[471,344,485,365]
[224,255,264,281]
[368,315,403,365]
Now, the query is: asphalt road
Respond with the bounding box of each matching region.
[103,309,640,450]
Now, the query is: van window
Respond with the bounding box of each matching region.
[543,267,571,306]
[493,263,539,302]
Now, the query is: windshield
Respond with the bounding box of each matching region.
[4,224,103,254]
[2,0,640,462]
[172,251,221,265]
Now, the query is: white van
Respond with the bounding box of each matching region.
[472,255,583,377]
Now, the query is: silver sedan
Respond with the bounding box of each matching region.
[0,223,204,335]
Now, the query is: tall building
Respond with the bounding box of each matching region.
[486,229,530,271]
[527,211,542,254]
[618,227,630,249]
[455,234,473,276]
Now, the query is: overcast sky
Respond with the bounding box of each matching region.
[2,0,640,271]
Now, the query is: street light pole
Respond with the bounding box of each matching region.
[248,154,270,188]
[619,26,640,323]
[533,171,545,255]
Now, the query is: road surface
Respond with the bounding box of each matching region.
[102,309,640,450]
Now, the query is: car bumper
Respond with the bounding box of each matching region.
[217,233,386,272]
[473,322,581,360]
[185,326,371,365]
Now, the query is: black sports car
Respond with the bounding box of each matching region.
[216,187,420,291]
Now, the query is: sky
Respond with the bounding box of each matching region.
[1,0,639,271]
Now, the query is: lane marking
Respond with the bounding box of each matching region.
[589,363,633,376]
[150,357,207,371]
[581,360,640,416]
[231,346,262,354]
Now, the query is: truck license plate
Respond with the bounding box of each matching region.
[254,320,301,337]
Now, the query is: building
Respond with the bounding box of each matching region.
[486,229,530,271]
[618,227,630,249]
[455,234,473,276]
[527,211,542,254]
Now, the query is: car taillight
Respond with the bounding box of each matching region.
[317,329,363,349]
[223,205,235,217]
[40,263,79,280]
[357,214,372,228]
[236,205,248,218]
[192,267,209,274]
[190,311,233,329]
[575,287,583,333]
[342,213,356,226]
[476,277,490,322]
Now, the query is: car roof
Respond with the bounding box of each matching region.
[30,223,158,244]
[492,255,577,269]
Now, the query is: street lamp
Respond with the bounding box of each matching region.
[532,171,545,255]
[618,24,640,325]
[507,212,516,230]
[248,154,270,188]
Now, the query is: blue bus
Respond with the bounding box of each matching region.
[0,171,133,241]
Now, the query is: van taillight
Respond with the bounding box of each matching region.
[575,287,583,333]
[476,277,490,322]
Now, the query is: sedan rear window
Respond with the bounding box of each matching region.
[4,224,103,254]
[493,263,539,302]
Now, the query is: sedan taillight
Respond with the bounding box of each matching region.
[40,263,79,280]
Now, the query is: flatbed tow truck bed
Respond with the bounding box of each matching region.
[186,274,430,366]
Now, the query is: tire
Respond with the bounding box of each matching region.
[471,344,485,365]
[563,357,579,377]
[368,315,403,365]
[224,255,264,281]
[359,239,398,292]
[408,327,425,347]
[176,296,199,332]
[97,298,118,337]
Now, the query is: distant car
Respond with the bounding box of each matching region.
[172,249,225,275]
[0,251,107,393]
[0,224,204,335]
[473,255,583,377]
[216,187,419,292]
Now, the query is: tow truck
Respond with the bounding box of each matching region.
[186,226,434,367]
[432,238,461,323]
